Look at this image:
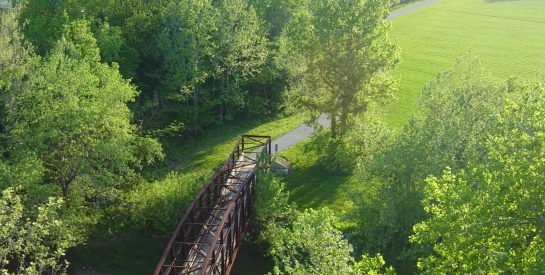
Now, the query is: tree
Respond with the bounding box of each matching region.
[156,0,218,132]
[95,20,139,79]
[20,0,69,55]
[0,1,34,133]
[254,160,392,274]
[280,0,399,138]
[214,0,268,122]
[412,79,545,273]
[0,1,32,92]
[268,208,393,274]
[0,187,77,274]
[350,57,507,272]
[5,20,163,205]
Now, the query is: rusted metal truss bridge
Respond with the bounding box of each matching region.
[154,135,272,275]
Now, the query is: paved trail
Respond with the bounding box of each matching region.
[271,114,329,155]
[388,0,438,20]
[271,0,439,153]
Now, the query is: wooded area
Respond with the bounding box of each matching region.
[1,0,544,274]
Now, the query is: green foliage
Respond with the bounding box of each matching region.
[281,0,399,138]
[353,254,395,275]
[153,0,271,132]
[127,172,201,231]
[56,20,101,62]
[4,19,163,233]
[253,158,391,274]
[252,154,296,248]
[0,1,33,94]
[351,57,507,272]
[0,187,77,274]
[126,115,304,232]
[94,20,138,79]
[214,0,268,121]
[266,208,392,275]
[268,208,355,274]
[254,157,294,231]
[21,0,69,55]
[412,79,545,273]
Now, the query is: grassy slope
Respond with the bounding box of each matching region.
[385,0,545,128]
[71,114,305,275]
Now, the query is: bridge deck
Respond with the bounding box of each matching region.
[182,155,256,274]
[155,135,271,275]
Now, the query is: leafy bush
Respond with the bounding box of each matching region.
[412,78,545,273]
[127,172,202,232]
[349,56,507,272]
[254,157,392,274]
[0,188,77,274]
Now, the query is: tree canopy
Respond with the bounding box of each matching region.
[281,0,399,138]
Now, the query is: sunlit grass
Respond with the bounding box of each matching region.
[384,0,545,128]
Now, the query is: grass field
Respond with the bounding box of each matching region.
[277,0,545,224]
[385,0,545,128]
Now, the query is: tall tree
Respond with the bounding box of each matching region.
[0,1,33,128]
[412,79,545,272]
[5,20,163,204]
[351,57,507,272]
[214,0,268,122]
[0,2,45,195]
[0,1,32,93]
[280,0,399,138]
[156,0,218,132]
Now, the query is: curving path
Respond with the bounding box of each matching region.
[271,0,439,154]
[388,0,439,20]
[271,114,329,155]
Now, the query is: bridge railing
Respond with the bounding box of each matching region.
[154,135,271,275]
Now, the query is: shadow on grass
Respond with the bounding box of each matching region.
[69,231,165,275]
[231,241,274,275]
[286,164,349,210]
[146,114,302,180]
[278,140,355,214]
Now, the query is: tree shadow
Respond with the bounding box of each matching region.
[279,141,352,212]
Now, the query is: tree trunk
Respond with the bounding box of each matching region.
[331,115,337,139]
[61,173,76,200]
[219,103,224,124]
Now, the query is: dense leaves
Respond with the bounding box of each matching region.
[4,0,544,273]
[6,20,163,204]
[281,0,399,138]
[413,79,545,273]
[1,4,163,272]
[0,188,76,274]
[349,57,545,272]
[253,158,392,274]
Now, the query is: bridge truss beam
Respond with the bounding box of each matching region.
[155,135,272,275]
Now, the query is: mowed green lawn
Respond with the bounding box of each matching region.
[385,0,545,128]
